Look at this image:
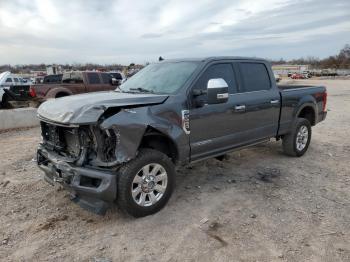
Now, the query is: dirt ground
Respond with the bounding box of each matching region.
[0,79,349,262]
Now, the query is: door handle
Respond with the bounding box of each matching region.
[234,105,246,112]
[270,99,280,104]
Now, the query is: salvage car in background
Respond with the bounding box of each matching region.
[42,74,63,84]
[291,73,306,79]
[274,73,281,82]
[29,71,117,101]
[5,71,118,107]
[109,71,126,84]
[0,71,31,108]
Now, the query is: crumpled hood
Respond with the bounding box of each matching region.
[37,91,168,125]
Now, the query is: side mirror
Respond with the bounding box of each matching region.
[207,78,229,104]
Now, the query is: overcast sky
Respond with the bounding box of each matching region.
[0,0,349,65]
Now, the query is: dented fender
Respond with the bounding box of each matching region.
[100,106,189,164]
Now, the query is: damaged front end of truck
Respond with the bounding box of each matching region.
[36,92,170,214]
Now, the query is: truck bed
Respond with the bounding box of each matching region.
[4,85,31,100]
[278,85,315,90]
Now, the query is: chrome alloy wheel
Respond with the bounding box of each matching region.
[296,125,309,151]
[131,163,168,207]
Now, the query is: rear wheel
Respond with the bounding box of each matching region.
[117,149,175,217]
[55,92,69,98]
[282,118,311,157]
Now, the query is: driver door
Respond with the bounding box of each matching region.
[189,63,238,161]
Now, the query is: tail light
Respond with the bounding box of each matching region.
[29,86,36,97]
[322,91,327,112]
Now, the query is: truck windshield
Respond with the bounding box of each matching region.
[119,62,199,94]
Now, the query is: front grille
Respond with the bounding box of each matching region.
[40,121,80,158]
[41,122,64,150]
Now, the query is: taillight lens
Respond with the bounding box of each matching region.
[322,92,327,112]
[29,86,36,97]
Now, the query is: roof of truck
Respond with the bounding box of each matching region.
[157,56,268,63]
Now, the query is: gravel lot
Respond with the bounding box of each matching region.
[0,79,349,262]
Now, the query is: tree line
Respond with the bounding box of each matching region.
[0,63,141,74]
[1,44,350,73]
[270,44,350,69]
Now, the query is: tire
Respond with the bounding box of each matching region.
[117,149,175,217]
[55,93,69,98]
[282,118,312,157]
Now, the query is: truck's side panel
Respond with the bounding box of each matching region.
[278,86,326,135]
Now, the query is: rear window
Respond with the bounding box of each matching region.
[87,73,101,84]
[101,73,112,84]
[239,63,271,92]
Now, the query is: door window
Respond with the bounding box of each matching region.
[101,73,112,84]
[239,63,271,92]
[5,78,12,83]
[194,63,237,94]
[87,73,101,84]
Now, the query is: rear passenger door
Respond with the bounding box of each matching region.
[229,61,280,144]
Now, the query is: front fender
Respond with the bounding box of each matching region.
[100,107,188,164]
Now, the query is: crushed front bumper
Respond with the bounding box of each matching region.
[37,144,117,215]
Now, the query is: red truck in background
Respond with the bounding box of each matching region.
[29,71,117,104]
[3,71,118,107]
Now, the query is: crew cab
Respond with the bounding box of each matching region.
[27,71,117,105]
[36,57,327,217]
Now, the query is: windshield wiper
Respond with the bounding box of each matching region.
[129,87,154,93]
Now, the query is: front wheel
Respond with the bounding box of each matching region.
[282,118,312,157]
[117,149,175,217]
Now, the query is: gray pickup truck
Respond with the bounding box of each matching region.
[36,57,327,217]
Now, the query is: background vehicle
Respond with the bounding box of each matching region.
[36,57,327,217]
[291,73,306,79]
[0,71,32,108]
[7,71,118,107]
[302,71,312,79]
[0,71,31,87]
[109,71,126,84]
[274,73,281,82]
[42,74,63,84]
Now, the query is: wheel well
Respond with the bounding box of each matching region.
[139,129,178,164]
[55,92,70,98]
[298,106,315,126]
